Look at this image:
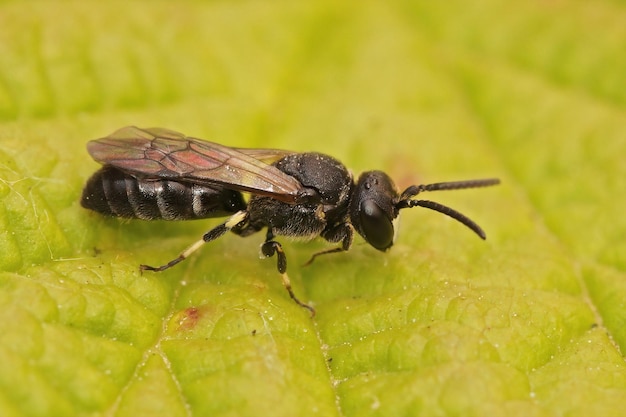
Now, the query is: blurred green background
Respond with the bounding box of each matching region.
[0,1,625,416]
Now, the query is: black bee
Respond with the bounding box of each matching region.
[81,126,500,315]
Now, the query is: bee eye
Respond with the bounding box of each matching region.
[359,199,394,251]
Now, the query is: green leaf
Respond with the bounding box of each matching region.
[1,1,625,416]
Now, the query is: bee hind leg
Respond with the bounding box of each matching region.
[140,210,248,272]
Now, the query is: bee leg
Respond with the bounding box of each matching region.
[304,222,353,267]
[261,231,316,317]
[140,210,248,272]
[303,247,344,267]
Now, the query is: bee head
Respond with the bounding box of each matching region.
[350,172,501,250]
[349,171,399,251]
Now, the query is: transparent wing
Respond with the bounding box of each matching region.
[86,126,302,202]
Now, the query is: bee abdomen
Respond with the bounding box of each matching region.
[81,166,246,220]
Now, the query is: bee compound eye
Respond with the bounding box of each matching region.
[359,199,394,251]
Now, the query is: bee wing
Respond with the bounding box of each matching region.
[86,126,302,202]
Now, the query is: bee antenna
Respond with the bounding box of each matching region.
[402,199,487,239]
[399,178,500,200]
[395,178,500,239]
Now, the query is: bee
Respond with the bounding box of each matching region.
[81,126,500,315]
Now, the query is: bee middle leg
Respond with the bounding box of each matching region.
[261,230,315,316]
[140,210,248,272]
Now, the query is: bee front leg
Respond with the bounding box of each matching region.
[304,222,353,267]
[140,210,248,272]
[261,230,316,317]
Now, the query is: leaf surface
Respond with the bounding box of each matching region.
[1,1,625,416]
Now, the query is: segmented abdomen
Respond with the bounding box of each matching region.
[81,166,246,220]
